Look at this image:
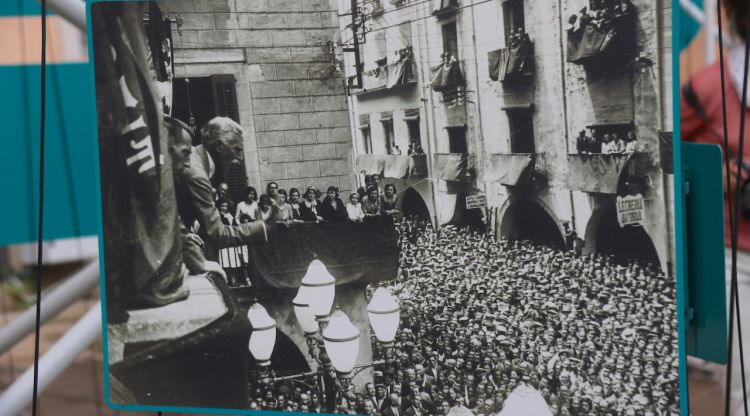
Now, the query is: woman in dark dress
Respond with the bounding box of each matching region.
[362,186,381,217]
[288,187,304,222]
[381,183,399,217]
[299,187,322,222]
[319,186,348,222]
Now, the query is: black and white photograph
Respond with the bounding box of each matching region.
[91,0,679,414]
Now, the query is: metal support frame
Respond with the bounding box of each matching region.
[343,0,364,89]
[36,0,86,32]
[0,303,102,416]
[0,260,99,354]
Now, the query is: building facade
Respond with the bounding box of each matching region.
[340,0,674,272]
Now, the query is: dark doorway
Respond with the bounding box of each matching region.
[401,188,431,221]
[448,194,485,228]
[499,199,564,249]
[588,204,660,266]
[447,126,468,153]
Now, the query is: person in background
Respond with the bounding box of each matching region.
[288,188,304,222]
[382,183,400,217]
[359,174,374,201]
[300,187,323,222]
[624,131,638,153]
[363,186,382,217]
[320,186,348,222]
[372,174,384,196]
[255,194,274,223]
[576,130,590,154]
[216,182,234,213]
[217,198,244,287]
[681,1,750,411]
[347,193,365,223]
[276,189,293,223]
[612,133,626,154]
[235,186,258,222]
[266,181,282,205]
[600,134,615,154]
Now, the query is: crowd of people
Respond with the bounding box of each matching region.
[576,129,639,155]
[211,173,402,286]
[245,216,679,415]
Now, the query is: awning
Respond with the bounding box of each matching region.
[488,49,505,82]
[249,216,399,290]
[565,153,649,194]
[356,154,385,175]
[433,153,470,182]
[362,66,389,90]
[487,154,533,185]
[430,60,465,92]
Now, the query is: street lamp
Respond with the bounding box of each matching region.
[367,287,400,346]
[247,301,276,367]
[322,309,361,378]
[299,258,336,320]
[292,289,319,337]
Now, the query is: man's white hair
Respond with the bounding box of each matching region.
[200,116,244,145]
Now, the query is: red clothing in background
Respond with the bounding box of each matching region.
[681,61,750,251]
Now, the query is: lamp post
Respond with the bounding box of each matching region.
[248,257,400,412]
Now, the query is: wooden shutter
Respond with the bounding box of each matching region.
[210,74,240,123]
[209,75,246,203]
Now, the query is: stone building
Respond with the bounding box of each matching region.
[161,0,356,204]
[340,0,675,272]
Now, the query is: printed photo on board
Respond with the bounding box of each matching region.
[90,0,679,414]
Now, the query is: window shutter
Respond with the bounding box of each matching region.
[210,74,246,203]
[210,74,240,123]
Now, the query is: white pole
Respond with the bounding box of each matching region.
[0,303,102,416]
[705,0,716,64]
[0,261,99,354]
[36,0,86,32]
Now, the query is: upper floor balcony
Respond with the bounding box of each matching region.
[565,0,636,70]
[433,153,473,183]
[489,32,535,84]
[355,154,428,179]
[487,153,546,188]
[565,152,652,194]
[348,47,417,95]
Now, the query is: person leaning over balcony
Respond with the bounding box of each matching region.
[363,186,382,217]
[680,0,750,412]
[612,133,626,154]
[172,116,271,262]
[624,131,638,153]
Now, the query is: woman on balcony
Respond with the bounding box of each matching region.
[320,186,348,222]
[362,186,382,218]
[381,183,400,217]
[234,186,258,222]
[299,187,323,222]
[288,188,304,222]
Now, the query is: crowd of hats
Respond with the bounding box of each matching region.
[246,216,679,415]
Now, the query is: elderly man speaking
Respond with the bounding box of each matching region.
[172,116,273,263]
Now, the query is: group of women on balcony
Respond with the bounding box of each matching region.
[576,130,639,155]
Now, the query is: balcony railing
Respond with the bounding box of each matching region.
[355,154,428,179]
[433,153,472,182]
[487,153,546,188]
[430,57,466,106]
[565,152,651,194]
[566,3,636,68]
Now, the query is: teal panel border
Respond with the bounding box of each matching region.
[672,0,690,413]
[87,0,691,414]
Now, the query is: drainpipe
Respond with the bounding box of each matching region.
[468,0,487,203]
[417,3,440,229]
[556,0,576,231]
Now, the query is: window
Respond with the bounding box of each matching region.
[447,126,467,153]
[172,75,246,203]
[506,107,534,153]
[502,0,525,41]
[381,111,395,154]
[442,22,458,59]
[359,114,373,154]
[405,109,423,155]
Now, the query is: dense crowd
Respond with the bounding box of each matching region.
[245,216,679,415]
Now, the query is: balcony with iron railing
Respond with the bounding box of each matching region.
[432,153,473,183]
[487,153,547,188]
[348,47,417,95]
[565,0,637,69]
[430,55,466,107]
[355,154,428,179]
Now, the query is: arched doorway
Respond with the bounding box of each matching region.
[248,328,310,388]
[584,204,660,266]
[401,187,431,222]
[499,199,565,249]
